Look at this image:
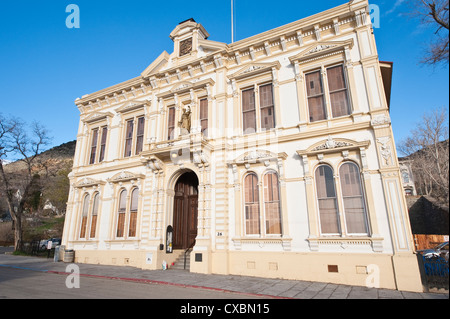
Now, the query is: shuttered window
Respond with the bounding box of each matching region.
[244,173,260,235]
[315,165,340,234]
[116,190,127,238]
[90,193,99,238]
[80,194,90,239]
[327,65,350,117]
[200,98,208,136]
[135,117,145,155]
[340,162,368,234]
[124,120,134,157]
[242,88,256,134]
[264,172,282,234]
[98,127,108,162]
[168,107,175,140]
[128,188,139,237]
[259,84,275,130]
[89,129,99,164]
[306,71,327,122]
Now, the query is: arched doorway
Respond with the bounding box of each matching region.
[172,171,199,250]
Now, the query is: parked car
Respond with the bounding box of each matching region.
[417,241,449,262]
[40,238,61,250]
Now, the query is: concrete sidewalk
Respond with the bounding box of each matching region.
[0,252,448,299]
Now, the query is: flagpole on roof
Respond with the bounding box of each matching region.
[231,0,234,43]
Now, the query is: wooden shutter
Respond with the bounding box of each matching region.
[264,172,282,234]
[128,188,139,237]
[89,129,99,164]
[116,190,127,237]
[90,193,99,238]
[244,173,260,235]
[98,127,107,162]
[200,98,208,136]
[168,107,175,140]
[259,84,275,130]
[242,88,256,134]
[135,117,145,155]
[340,163,368,234]
[124,120,134,157]
[327,65,350,117]
[315,165,340,234]
[80,194,90,238]
[306,71,327,122]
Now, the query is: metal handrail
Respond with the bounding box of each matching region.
[184,241,195,270]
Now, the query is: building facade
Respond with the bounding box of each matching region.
[62,0,423,292]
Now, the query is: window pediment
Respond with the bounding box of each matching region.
[82,112,113,124]
[116,100,149,114]
[289,39,354,64]
[297,136,370,157]
[74,177,105,188]
[231,150,288,167]
[157,78,215,99]
[228,62,281,81]
[107,170,144,184]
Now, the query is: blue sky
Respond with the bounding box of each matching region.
[0,0,448,157]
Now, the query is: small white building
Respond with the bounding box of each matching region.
[62,0,423,292]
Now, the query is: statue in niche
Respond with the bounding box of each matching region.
[179,105,192,135]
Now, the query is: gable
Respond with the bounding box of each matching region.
[141,51,170,77]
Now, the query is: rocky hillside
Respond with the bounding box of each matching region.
[1,140,76,219]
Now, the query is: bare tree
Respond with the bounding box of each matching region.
[0,114,51,251]
[409,0,449,65]
[398,107,449,203]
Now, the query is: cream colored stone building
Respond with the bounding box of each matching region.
[62,0,423,292]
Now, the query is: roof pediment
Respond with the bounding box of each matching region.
[141,51,170,78]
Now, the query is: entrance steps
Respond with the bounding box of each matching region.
[170,251,191,270]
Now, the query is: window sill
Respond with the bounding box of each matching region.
[232,236,292,251]
[307,235,384,252]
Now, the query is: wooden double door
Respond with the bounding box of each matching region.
[172,172,199,250]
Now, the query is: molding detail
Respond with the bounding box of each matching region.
[74,177,105,188]
[107,170,144,184]
[298,137,370,156]
[228,61,281,81]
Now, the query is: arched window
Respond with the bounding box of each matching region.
[263,172,282,235]
[244,173,260,235]
[80,194,90,238]
[90,193,99,238]
[315,165,340,234]
[116,190,127,237]
[128,188,139,237]
[339,162,368,235]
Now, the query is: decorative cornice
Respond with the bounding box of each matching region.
[74,0,370,116]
